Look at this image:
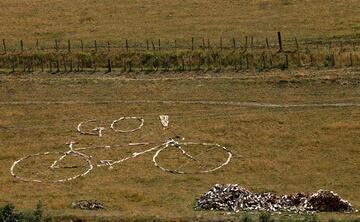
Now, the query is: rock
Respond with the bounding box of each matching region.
[196,184,356,214]
[307,190,353,212]
[71,200,104,210]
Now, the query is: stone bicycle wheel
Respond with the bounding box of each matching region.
[152,142,232,174]
[111,117,144,133]
[10,151,93,183]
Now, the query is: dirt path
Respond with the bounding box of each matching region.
[1,99,360,108]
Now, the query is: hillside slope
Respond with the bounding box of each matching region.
[0,0,359,43]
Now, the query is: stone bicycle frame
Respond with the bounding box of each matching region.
[10,136,233,183]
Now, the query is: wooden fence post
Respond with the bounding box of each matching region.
[2,39,6,54]
[296,50,301,67]
[127,59,132,73]
[80,40,84,52]
[338,51,342,67]
[68,40,71,52]
[94,40,97,53]
[158,39,161,51]
[277,32,283,52]
[55,40,58,52]
[261,52,266,69]
[107,58,112,73]
[250,36,254,51]
[22,57,26,72]
[189,56,192,71]
[219,54,222,71]
[234,56,237,70]
[151,41,156,51]
[239,55,243,70]
[79,55,83,72]
[63,55,67,72]
[49,59,53,73]
[305,42,309,52]
[40,57,44,72]
[93,58,97,72]
[20,40,24,53]
[295,37,299,51]
[56,58,60,72]
[220,37,223,51]
[123,59,126,72]
[25,57,29,72]
[246,54,249,69]
[232,38,236,50]
[245,36,248,49]
[191,37,194,51]
[36,39,39,52]
[11,57,15,72]
[349,52,353,67]
[340,41,344,52]
[56,59,60,73]
[30,56,34,72]
[265,38,269,49]
[69,58,73,72]
[125,39,129,52]
[76,55,80,72]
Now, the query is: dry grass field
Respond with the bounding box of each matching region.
[0,0,360,46]
[1,0,360,221]
[0,69,359,221]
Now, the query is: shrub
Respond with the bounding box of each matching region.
[0,202,43,222]
[242,213,254,222]
[259,212,272,222]
[303,215,320,222]
[0,204,20,222]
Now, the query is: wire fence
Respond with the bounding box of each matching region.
[1,32,359,54]
[0,32,359,73]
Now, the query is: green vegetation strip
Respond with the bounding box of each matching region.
[0,44,359,73]
[1,202,360,222]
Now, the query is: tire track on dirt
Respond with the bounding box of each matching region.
[0,100,360,108]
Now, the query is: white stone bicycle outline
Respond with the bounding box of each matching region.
[10,137,232,183]
[10,118,232,183]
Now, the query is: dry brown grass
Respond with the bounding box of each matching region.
[0,0,359,46]
[0,69,359,220]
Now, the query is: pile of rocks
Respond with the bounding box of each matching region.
[71,200,104,210]
[196,184,356,214]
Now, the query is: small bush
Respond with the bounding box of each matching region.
[242,213,254,222]
[303,215,319,222]
[0,202,43,222]
[34,201,43,221]
[259,212,272,222]
[324,54,334,67]
[0,204,20,222]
